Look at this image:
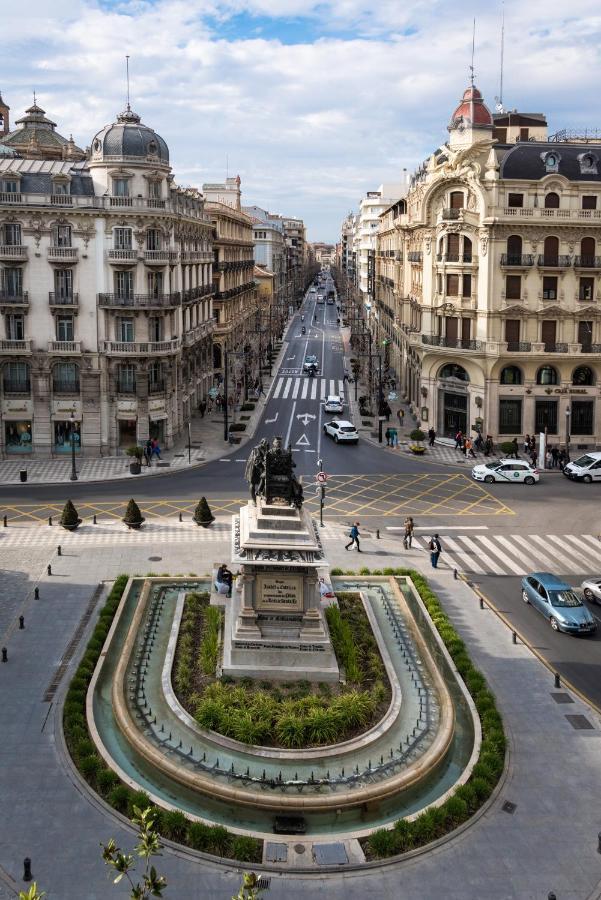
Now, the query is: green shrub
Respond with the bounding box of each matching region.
[60,499,81,529]
[79,754,101,781]
[442,795,468,825]
[108,784,130,812]
[206,825,230,856]
[231,835,261,862]
[161,810,189,841]
[128,790,151,817]
[123,498,145,527]
[367,828,399,858]
[187,821,212,851]
[97,768,120,795]
[470,776,492,800]
[330,567,343,575]
[229,422,246,432]
[193,497,215,526]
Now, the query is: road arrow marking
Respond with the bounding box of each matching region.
[265,412,279,424]
[296,413,316,426]
[295,433,310,446]
[287,356,296,360]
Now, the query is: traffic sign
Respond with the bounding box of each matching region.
[388,391,398,401]
[317,472,327,483]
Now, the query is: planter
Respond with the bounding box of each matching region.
[61,520,82,532]
[129,462,141,475]
[196,521,213,528]
[125,521,143,530]
[409,445,426,455]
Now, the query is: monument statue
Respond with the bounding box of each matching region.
[244,436,304,508]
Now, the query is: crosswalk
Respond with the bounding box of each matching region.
[410,533,601,576]
[272,377,346,402]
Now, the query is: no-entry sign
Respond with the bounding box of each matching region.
[316,472,328,483]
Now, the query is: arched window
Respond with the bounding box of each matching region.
[53,362,80,394]
[463,237,473,263]
[500,366,522,385]
[439,363,469,382]
[506,235,522,265]
[544,192,560,209]
[543,236,559,265]
[449,191,464,210]
[580,237,596,267]
[536,365,558,385]
[572,366,595,386]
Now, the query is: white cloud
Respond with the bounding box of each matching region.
[1,0,601,239]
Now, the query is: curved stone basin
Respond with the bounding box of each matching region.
[88,576,479,836]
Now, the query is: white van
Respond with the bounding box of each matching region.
[563,451,601,483]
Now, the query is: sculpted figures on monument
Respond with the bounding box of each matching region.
[244,438,268,504]
[244,436,304,508]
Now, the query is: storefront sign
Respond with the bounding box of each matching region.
[553,388,589,395]
[117,400,137,413]
[148,399,166,414]
[256,574,303,613]
[2,400,33,417]
[52,400,82,417]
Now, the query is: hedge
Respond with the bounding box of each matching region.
[62,575,262,864]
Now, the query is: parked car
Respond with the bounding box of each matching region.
[563,452,601,482]
[303,355,319,372]
[521,572,597,633]
[323,420,358,444]
[471,459,539,485]
[324,395,344,413]
[580,578,601,604]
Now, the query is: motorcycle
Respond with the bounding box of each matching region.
[301,326,306,335]
[307,367,316,378]
[301,314,304,321]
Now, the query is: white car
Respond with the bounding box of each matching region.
[324,395,344,413]
[323,420,358,444]
[471,459,539,485]
[581,578,601,604]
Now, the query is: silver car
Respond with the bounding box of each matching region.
[581,578,601,604]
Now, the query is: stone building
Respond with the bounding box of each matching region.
[0,96,214,457]
[372,83,601,447]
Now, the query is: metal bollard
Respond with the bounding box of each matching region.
[34,587,39,600]
[548,893,557,900]
[48,516,52,526]
[2,515,6,527]
[453,568,458,580]
[376,528,380,540]
[479,596,484,609]
[597,831,601,854]
[19,615,24,630]
[554,672,560,689]
[512,630,517,644]
[57,545,62,556]
[47,564,52,576]
[1,647,7,663]
[23,857,32,882]
[179,512,183,523]
[93,514,97,525]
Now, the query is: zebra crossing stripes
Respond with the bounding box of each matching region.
[272,377,345,401]
[412,534,601,576]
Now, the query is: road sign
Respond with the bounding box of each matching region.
[317,471,327,483]
[388,391,398,401]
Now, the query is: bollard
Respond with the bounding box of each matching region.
[23,857,32,882]
[19,615,24,630]
[57,545,62,556]
[48,516,52,526]
[554,672,560,689]
[93,514,97,525]
[34,587,39,600]
[548,894,556,900]
[179,512,183,523]
[2,515,6,527]
[1,647,7,663]
[479,596,484,610]
[597,831,601,854]
[47,564,52,576]
[376,528,380,540]
[512,630,517,644]
[454,568,458,580]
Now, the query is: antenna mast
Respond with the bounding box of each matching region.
[125,55,131,110]
[495,3,506,113]
[469,18,476,86]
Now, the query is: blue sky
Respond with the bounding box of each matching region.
[3,0,601,240]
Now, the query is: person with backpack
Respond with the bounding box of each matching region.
[345,522,361,552]
[454,430,463,450]
[429,534,442,569]
[403,516,414,550]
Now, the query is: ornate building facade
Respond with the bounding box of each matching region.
[373,84,601,447]
[0,97,214,456]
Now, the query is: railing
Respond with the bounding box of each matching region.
[500,254,535,266]
[107,249,137,261]
[574,256,601,268]
[544,343,568,353]
[0,341,32,354]
[183,321,214,346]
[442,209,462,220]
[436,253,475,264]
[49,291,79,309]
[422,335,482,350]
[50,195,73,206]
[2,379,31,392]
[537,255,572,267]
[48,341,82,353]
[580,344,601,353]
[48,246,78,261]
[0,193,22,203]
[143,250,178,263]
[503,207,601,220]
[506,341,532,352]
[101,338,181,355]
[52,380,80,393]
[181,250,213,263]
[0,291,29,304]
[0,193,211,220]
[116,383,136,395]
[183,284,215,302]
[407,251,423,263]
[148,380,166,394]
[0,245,27,258]
[98,293,181,309]
[108,196,133,207]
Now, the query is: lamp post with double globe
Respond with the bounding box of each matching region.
[69,411,78,482]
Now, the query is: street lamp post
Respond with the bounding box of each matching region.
[565,406,571,460]
[223,346,230,442]
[69,412,78,482]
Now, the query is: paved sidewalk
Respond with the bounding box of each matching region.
[0,339,289,486]
[1,523,601,897]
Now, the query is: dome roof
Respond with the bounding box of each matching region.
[91,105,169,165]
[449,85,493,130]
[2,100,86,160]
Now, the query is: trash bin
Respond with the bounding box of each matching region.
[19,469,27,483]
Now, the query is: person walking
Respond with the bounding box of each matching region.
[429,534,442,569]
[523,434,530,454]
[545,447,552,469]
[390,427,398,448]
[558,449,567,472]
[403,516,414,549]
[198,399,207,418]
[385,427,392,447]
[530,447,537,467]
[511,437,519,460]
[383,401,392,422]
[474,430,483,452]
[454,430,463,450]
[151,438,162,460]
[345,521,361,552]
[551,445,559,468]
[397,408,404,428]
[428,427,436,447]
[465,437,476,459]
[144,439,152,467]
[484,435,494,457]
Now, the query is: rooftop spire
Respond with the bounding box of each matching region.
[125,55,131,111]
[469,18,476,86]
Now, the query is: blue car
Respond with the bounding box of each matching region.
[521,572,597,634]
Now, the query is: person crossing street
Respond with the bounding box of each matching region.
[345,521,361,552]
[429,533,442,569]
[403,516,414,549]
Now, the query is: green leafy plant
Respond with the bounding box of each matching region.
[19,886,45,900]
[192,497,215,527]
[125,445,144,461]
[60,499,82,530]
[101,805,167,899]
[123,498,145,528]
[409,429,425,442]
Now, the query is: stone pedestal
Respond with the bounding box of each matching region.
[221,499,339,682]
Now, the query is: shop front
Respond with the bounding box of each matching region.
[118,419,137,448]
[437,365,471,438]
[53,419,81,454]
[4,419,32,453]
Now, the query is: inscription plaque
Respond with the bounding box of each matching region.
[256,573,303,612]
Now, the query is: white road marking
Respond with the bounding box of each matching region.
[301,380,309,399]
[292,379,300,399]
[296,433,310,446]
[329,379,336,395]
[272,379,283,399]
[265,412,279,424]
[297,413,316,425]
[219,458,231,462]
[474,535,524,576]
[311,379,318,400]
[338,379,345,394]
[284,399,297,448]
[442,536,487,575]
[386,526,489,531]
[282,378,292,399]
[320,380,326,400]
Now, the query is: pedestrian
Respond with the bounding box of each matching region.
[551,446,559,468]
[429,533,442,569]
[199,400,206,418]
[144,439,152,467]
[345,521,361,552]
[383,402,392,422]
[403,516,414,549]
[484,435,494,457]
[529,436,536,454]
[385,427,392,447]
[474,430,483,452]
[397,408,404,427]
[151,438,162,460]
[545,448,552,469]
[511,437,519,460]
[465,437,476,459]
[461,437,468,456]
[558,449,567,472]
[390,427,398,448]
[523,434,530,454]
[454,430,463,450]
[530,448,537,467]
[428,427,436,447]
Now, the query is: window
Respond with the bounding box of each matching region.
[519,128,530,141]
[446,233,460,260]
[148,180,161,199]
[535,400,558,434]
[506,275,521,299]
[500,366,522,385]
[543,236,559,264]
[580,237,596,266]
[53,181,69,196]
[3,362,30,394]
[148,317,162,342]
[146,229,161,251]
[54,269,73,299]
[578,153,598,176]
[438,363,469,381]
[463,237,473,262]
[56,315,74,342]
[148,361,164,392]
[499,399,522,434]
[446,274,459,296]
[4,224,21,246]
[113,178,130,197]
[1,268,23,297]
[53,362,79,394]
[5,314,24,340]
[449,191,464,210]
[572,401,594,435]
[508,193,523,208]
[506,235,522,264]
[54,225,72,247]
[573,365,594,386]
[118,318,134,342]
[542,276,557,300]
[544,192,560,209]
[147,271,163,297]
[536,365,558,385]
[493,127,507,142]
[114,228,132,250]
[462,274,472,297]
[505,319,521,349]
[582,196,597,210]
[3,180,18,194]
[114,270,134,299]
[579,278,594,301]
[541,320,557,350]
[117,363,136,394]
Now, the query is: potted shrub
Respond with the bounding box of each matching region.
[123,498,145,530]
[126,445,143,475]
[60,499,82,531]
[193,497,215,528]
[409,428,426,455]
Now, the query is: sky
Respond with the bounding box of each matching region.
[2,0,601,241]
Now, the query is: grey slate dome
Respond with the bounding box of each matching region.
[91,105,169,164]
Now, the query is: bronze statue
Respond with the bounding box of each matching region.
[244,436,303,508]
[244,438,268,504]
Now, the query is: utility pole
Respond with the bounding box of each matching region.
[223,347,229,442]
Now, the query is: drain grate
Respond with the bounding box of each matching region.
[551,692,574,704]
[502,800,517,814]
[313,843,349,866]
[148,556,162,562]
[294,844,306,854]
[265,843,287,863]
[43,583,103,701]
[566,714,595,730]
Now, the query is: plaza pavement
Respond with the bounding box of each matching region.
[0,521,600,898]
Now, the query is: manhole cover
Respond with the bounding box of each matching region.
[502,800,517,814]
[551,692,574,704]
[148,556,162,562]
[566,714,595,730]
[294,844,306,854]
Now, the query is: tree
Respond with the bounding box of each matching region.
[232,873,267,900]
[193,497,215,528]
[101,806,167,899]
[60,499,81,531]
[123,498,145,529]
[19,886,45,900]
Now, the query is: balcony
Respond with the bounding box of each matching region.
[181,250,213,263]
[98,293,181,309]
[183,321,214,346]
[407,251,423,263]
[544,343,568,353]
[574,256,601,270]
[107,196,134,208]
[500,254,535,268]
[0,193,211,221]
[107,249,137,263]
[2,378,31,392]
[422,335,482,351]
[0,340,32,355]
[0,192,22,204]
[50,194,73,206]
[436,253,477,266]
[442,208,462,220]
[116,382,136,395]
[502,206,601,221]
[143,250,178,264]
[49,292,79,308]
[183,284,215,303]
[0,290,29,308]
[48,246,78,263]
[0,245,27,260]
[48,341,82,354]
[148,380,166,394]
[506,341,533,352]
[537,255,572,269]
[580,344,601,353]
[101,338,181,356]
[52,380,80,394]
